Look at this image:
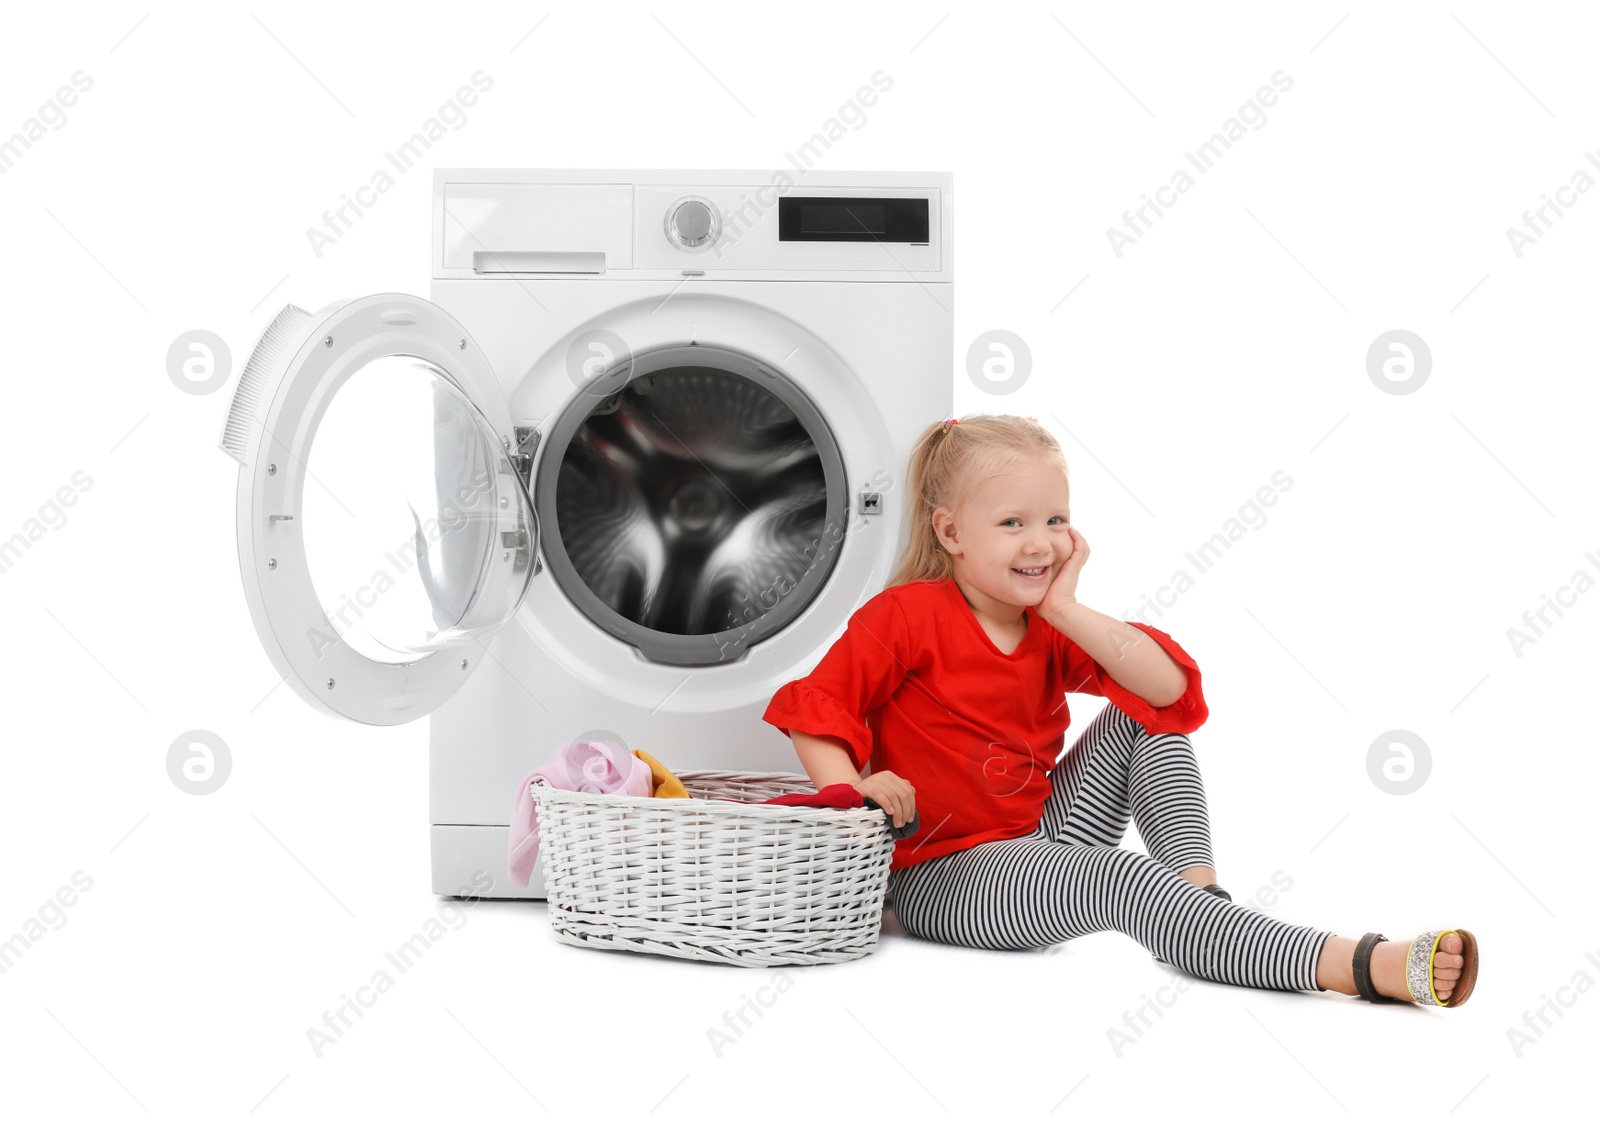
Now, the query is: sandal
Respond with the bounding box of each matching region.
[1351,929,1480,1007]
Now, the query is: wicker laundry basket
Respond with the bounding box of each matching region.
[530,769,896,967]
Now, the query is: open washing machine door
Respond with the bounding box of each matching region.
[219,293,536,725]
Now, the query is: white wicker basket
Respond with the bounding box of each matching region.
[530,769,896,967]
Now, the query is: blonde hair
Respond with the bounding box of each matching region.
[885,414,1068,590]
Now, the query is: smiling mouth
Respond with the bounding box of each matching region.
[1012,566,1048,577]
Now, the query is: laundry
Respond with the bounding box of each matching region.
[509,739,891,886]
[506,737,658,888]
[746,782,865,809]
[747,783,921,839]
[632,748,690,799]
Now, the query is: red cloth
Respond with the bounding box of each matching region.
[752,782,865,808]
[761,577,1209,872]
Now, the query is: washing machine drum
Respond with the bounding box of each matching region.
[536,345,849,666]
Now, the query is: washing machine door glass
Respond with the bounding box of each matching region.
[536,344,848,665]
[301,356,528,663]
[220,294,536,725]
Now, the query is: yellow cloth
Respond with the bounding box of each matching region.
[631,748,690,799]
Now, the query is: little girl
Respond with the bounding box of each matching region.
[763,414,1479,1007]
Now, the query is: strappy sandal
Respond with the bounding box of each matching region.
[1351,929,1480,1007]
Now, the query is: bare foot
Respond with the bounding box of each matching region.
[1178,864,1218,890]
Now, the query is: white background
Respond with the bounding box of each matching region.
[2,1,1594,1122]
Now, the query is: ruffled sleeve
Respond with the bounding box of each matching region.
[1057,620,1209,735]
[762,592,913,772]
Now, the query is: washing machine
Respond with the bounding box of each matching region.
[219,169,954,899]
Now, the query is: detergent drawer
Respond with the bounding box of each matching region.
[442,183,634,272]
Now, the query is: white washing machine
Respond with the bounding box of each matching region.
[220,169,954,899]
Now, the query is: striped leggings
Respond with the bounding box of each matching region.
[885,703,1334,992]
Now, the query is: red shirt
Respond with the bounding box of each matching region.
[761,577,1209,871]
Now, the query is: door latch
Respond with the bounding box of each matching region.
[508,425,543,576]
[510,425,541,492]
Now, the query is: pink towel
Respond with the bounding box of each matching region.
[507,737,656,887]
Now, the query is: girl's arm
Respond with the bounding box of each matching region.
[1044,600,1189,708]
[790,728,917,828]
[1038,525,1190,709]
[789,729,865,789]
[763,591,913,775]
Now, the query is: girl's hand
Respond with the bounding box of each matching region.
[854,770,916,829]
[1038,524,1089,620]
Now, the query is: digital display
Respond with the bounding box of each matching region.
[801,202,887,235]
[778,196,930,242]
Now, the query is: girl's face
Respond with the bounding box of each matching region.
[933,459,1072,610]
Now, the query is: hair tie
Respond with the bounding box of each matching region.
[941,417,960,434]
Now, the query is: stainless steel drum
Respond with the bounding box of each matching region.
[534,344,848,665]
